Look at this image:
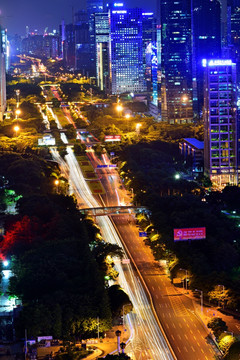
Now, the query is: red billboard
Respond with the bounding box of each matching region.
[174,227,206,241]
[104,135,121,142]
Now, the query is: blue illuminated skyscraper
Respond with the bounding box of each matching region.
[203,59,239,187]
[109,6,145,94]
[192,0,221,115]
[160,0,193,123]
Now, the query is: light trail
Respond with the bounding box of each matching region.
[50,145,175,360]
[48,87,176,360]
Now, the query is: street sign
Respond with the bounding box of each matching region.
[122,259,130,264]
[139,231,147,237]
[110,152,115,156]
[97,165,108,168]
[109,164,117,168]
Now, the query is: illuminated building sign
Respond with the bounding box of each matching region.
[174,227,206,241]
[202,59,233,67]
[104,135,121,142]
[114,2,123,6]
[112,10,126,13]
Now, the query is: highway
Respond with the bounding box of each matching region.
[87,152,217,360]
[48,87,217,359]
[50,145,176,360]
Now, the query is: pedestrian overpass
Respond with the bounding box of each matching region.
[79,205,146,217]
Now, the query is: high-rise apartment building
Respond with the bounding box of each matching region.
[0,25,6,121]
[203,59,239,188]
[160,0,193,123]
[109,6,145,94]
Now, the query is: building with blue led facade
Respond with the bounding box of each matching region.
[203,59,239,188]
[160,0,193,124]
[109,7,145,94]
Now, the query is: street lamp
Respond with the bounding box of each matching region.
[180,268,188,292]
[54,179,59,194]
[13,125,20,137]
[136,123,142,136]
[125,113,131,131]
[116,104,123,117]
[174,173,180,180]
[15,109,21,119]
[195,289,203,313]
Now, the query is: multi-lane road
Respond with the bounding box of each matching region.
[48,87,218,359]
[87,151,218,360]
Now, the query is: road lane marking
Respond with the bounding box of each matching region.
[191,346,195,352]
[177,347,181,353]
[184,334,188,340]
[184,346,188,352]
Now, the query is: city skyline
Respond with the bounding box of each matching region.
[0,0,156,36]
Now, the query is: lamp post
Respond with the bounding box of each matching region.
[116,104,123,118]
[54,179,59,194]
[180,268,188,292]
[15,89,20,107]
[136,123,142,136]
[125,113,131,131]
[15,109,21,119]
[115,330,121,354]
[13,125,20,137]
[195,289,203,313]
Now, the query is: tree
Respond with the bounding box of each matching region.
[218,333,236,355]
[207,317,228,339]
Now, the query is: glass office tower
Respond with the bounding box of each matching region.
[109,7,145,94]
[95,12,109,91]
[161,0,193,123]
[203,59,239,188]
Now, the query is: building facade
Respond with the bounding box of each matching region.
[203,59,239,188]
[95,12,109,91]
[109,7,145,94]
[160,0,193,123]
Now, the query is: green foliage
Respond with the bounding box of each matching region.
[207,317,228,339]
[218,333,236,354]
[108,285,132,318]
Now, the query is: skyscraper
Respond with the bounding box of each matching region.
[75,10,91,75]
[160,0,193,123]
[192,0,221,115]
[95,12,109,91]
[203,59,239,188]
[0,25,6,121]
[109,6,145,94]
[87,0,104,76]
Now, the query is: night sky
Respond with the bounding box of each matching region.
[1,0,155,36]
